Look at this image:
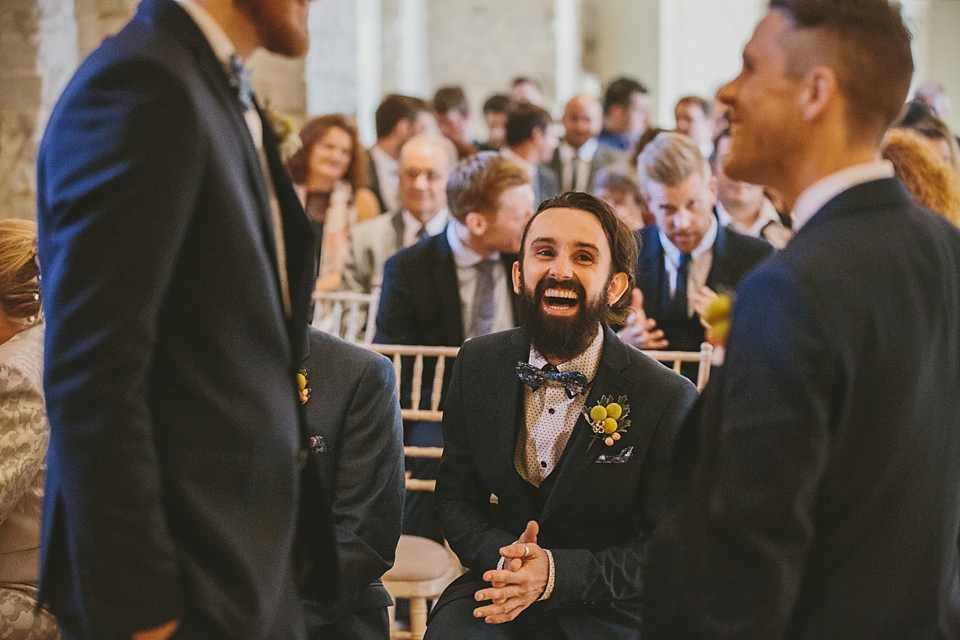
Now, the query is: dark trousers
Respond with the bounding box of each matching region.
[424,596,567,640]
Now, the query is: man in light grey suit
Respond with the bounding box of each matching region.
[548,95,623,193]
[341,135,454,295]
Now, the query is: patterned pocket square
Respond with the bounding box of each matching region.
[595,446,634,464]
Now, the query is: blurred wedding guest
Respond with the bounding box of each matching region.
[627,126,668,169]
[503,103,559,207]
[897,101,960,171]
[433,86,478,160]
[712,128,792,248]
[509,76,544,107]
[882,127,960,227]
[288,115,380,292]
[341,135,454,296]
[598,77,651,152]
[674,95,715,158]
[0,220,59,639]
[368,94,433,213]
[592,163,650,230]
[479,94,511,151]
[549,94,623,192]
[300,326,404,640]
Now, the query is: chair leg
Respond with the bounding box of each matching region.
[410,597,428,640]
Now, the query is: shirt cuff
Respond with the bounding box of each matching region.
[537,548,555,601]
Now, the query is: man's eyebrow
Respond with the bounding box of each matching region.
[529,237,555,246]
[573,242,600,252]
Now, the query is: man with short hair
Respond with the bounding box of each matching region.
[509,77,544,107]
[368,94,433,213]
[549,94,623,193]
[674,95,715,157]
[35,0,335,637]
[433,85,478,160]
[621,132,771,356]
[375,152,535,543]
[646,1,960,637]
[424,192,697,639]
[479,93,511,151]
[598,77,651,152]
[712,128,792,248]
[503,103,560,207]
[341,135,454,296]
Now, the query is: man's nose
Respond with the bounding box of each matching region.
[413,172,430,189]
[673,208,692,230]
[550,254,574,279]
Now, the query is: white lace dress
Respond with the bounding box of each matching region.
[0,324,59,639]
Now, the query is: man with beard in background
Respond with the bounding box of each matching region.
[423,193,697,639]
[35,0,334,638]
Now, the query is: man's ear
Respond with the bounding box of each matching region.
[512,261,522,295]
[464,211,489,238]
[800,66,836,123]
[607,272,629,307]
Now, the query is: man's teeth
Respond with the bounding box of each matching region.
[545,289,577,300]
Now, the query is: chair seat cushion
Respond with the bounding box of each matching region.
[384,535,455,582]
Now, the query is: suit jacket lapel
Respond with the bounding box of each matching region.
[434,232,466,345]
[492,331,535,504]
[540,327,632,522]
[637,229,665,320]
[706,218,728,291]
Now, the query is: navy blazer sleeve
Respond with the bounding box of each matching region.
[36,60,200,631]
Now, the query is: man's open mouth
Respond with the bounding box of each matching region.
[542,287,581,312]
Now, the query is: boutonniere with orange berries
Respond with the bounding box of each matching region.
[297,368,310,405]
[583,395,631,450]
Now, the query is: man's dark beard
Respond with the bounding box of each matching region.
[517,274,608,362]
[234,0,309,57]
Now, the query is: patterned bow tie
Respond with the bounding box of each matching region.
[225,53,255,110]
[516,362,588,399]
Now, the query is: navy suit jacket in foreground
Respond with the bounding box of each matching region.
[35,0,333,636]
[635,222,772,351]
[433,327,697,638]
[645,178,960,639]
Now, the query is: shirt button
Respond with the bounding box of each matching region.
[548,408,555,414]
[540,461,547,468]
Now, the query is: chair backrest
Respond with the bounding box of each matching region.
[312,287,380,344]
[367,343,460,422]
[640,342,714,391]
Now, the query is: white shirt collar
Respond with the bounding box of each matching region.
[716,197,782,238]
[528,324,604,381]
[447,221,499,268]
[791,160,895,232]
[402,209,449,236]
[658,212,718,265]
[174,0,237,64]
[560,138,598,163]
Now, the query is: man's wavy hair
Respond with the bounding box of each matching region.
[518,192,637,326]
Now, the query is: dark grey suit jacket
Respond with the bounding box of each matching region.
[535,164,561,207]
[432,327,698,638]
[645,178,960,638]
[301,328,404,637]
[548,141,624,193]
[35,0,333,636]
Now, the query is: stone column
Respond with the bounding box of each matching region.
[0,0,78,220]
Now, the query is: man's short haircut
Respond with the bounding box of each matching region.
[375,94,428,139]
[512,76,541,91]
[675,95,711,116]
[505,103,552,148]
[602,77,648,115]
[446,152,531,223]
[591,164,644,206]
[637,132,710,193]
[399,134,457,170]
[483,93,512,115]
[519,192,637,325]
[769,0,913,144]
[433,86,470,116]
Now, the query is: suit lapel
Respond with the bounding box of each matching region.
[491,331,534,502]
[540,327,632,522]
[434,232,466,345]
[706,219,728,291]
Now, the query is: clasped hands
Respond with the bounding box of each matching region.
[617,287,719,349]
[473,520,549,624]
